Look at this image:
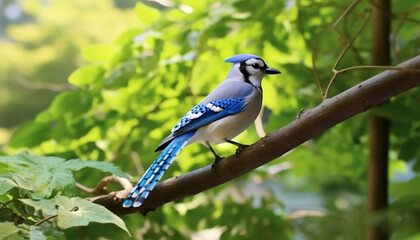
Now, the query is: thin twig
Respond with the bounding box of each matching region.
[0,200,13,212]
[311,25,331,97]
[34,214,58,226]
[34,206,79,226]
[336,65,420,74]
[254,106,266,138]
[76,176,132,195]
[332,0,362,29]
[406,90,420,104]
[325,12,371,98]
[15,76,77,91]
[368,0,393,19]
[289,210,326,219]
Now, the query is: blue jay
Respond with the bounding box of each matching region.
[123,54,280,208]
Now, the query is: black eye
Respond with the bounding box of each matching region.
[251,63,259,69]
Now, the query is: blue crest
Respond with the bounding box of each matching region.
[224,54,261,63]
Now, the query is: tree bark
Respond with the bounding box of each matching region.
[93,56,420,216]
[368,1,391,239]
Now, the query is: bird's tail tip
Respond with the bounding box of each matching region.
[122,198,146,208]
[122,199,133,208]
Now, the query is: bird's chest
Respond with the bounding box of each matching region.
[193,90,262,144]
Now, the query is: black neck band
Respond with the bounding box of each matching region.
[239,62,251,85]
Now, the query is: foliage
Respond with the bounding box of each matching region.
[1,0,420,239]
[0,153,130,238]
[0,0,138,130]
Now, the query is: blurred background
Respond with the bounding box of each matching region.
[1,0,420,239]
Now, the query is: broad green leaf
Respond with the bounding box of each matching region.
[0,176,17,195]
[114,28,142,45]
[29,224,65,240]
[390,176,420,198]
[0,153,126,198]
[56,196,130,236]
[399,136,420,161]
[68,65,105,86]
[20,196,130,236]
[48,91,92,118]
[64,158,127,178]
[0,222,19,239]
[406,233,420,240]
[134,2,160,25]
[29,226,48,240]
[0,154,74,197]
[372,101,420,122]
[82,44,116,61]
[20,198,59,216]
[8,122,50,148]
[0,173,34,193]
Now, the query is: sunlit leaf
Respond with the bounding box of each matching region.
[64,158,127,178]
[9,122,50,148]
[82,44,116,62]
[134,2,160,25]
[0,222,19,239]
[68,65,105,86]
[20,198,58,216]
[0,153,126,197]
[56,196,130,236]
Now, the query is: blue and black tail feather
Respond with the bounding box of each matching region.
[123,131,196,208]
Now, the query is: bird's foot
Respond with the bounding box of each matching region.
[211,156,225,172]
[226,139,248,157]
[235,144,248,157]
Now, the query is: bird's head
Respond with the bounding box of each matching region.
[224,54,280,87]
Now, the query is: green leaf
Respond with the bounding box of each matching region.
[0,153,74,197]
[29,226,48,240]
[8,122,50,147]
[48,91,92,119]
[134,2,160,25]
[20,196,129,237]
[64,159,127,178]
[0,153,126,198]
[55,196,130,236]
[399,136,420,161]
[68,65,105,86]
[0,176,17,195]
[390,176,420,198]
[82,44,116,61]
[20,198,59,216]
[372,101,420,122]
[406,233,420,240]
[30,224,65,240]
[0,222,19,239]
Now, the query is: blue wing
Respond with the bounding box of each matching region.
[171,97,246,134]
[155,82,254,152]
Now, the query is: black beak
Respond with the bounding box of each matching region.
[265,66,281,75]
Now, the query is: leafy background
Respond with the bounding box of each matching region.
[1,0,420,239]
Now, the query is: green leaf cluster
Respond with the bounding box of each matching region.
[0,153,129,238]
[0,0,139,130]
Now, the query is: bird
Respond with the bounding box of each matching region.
[123,54,280,208]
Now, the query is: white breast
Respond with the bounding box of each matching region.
[188,88,262,145]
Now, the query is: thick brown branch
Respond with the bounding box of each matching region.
[92,55,420,215]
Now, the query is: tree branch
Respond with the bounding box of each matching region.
[91,55,420,216]
[76,176,132,195]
